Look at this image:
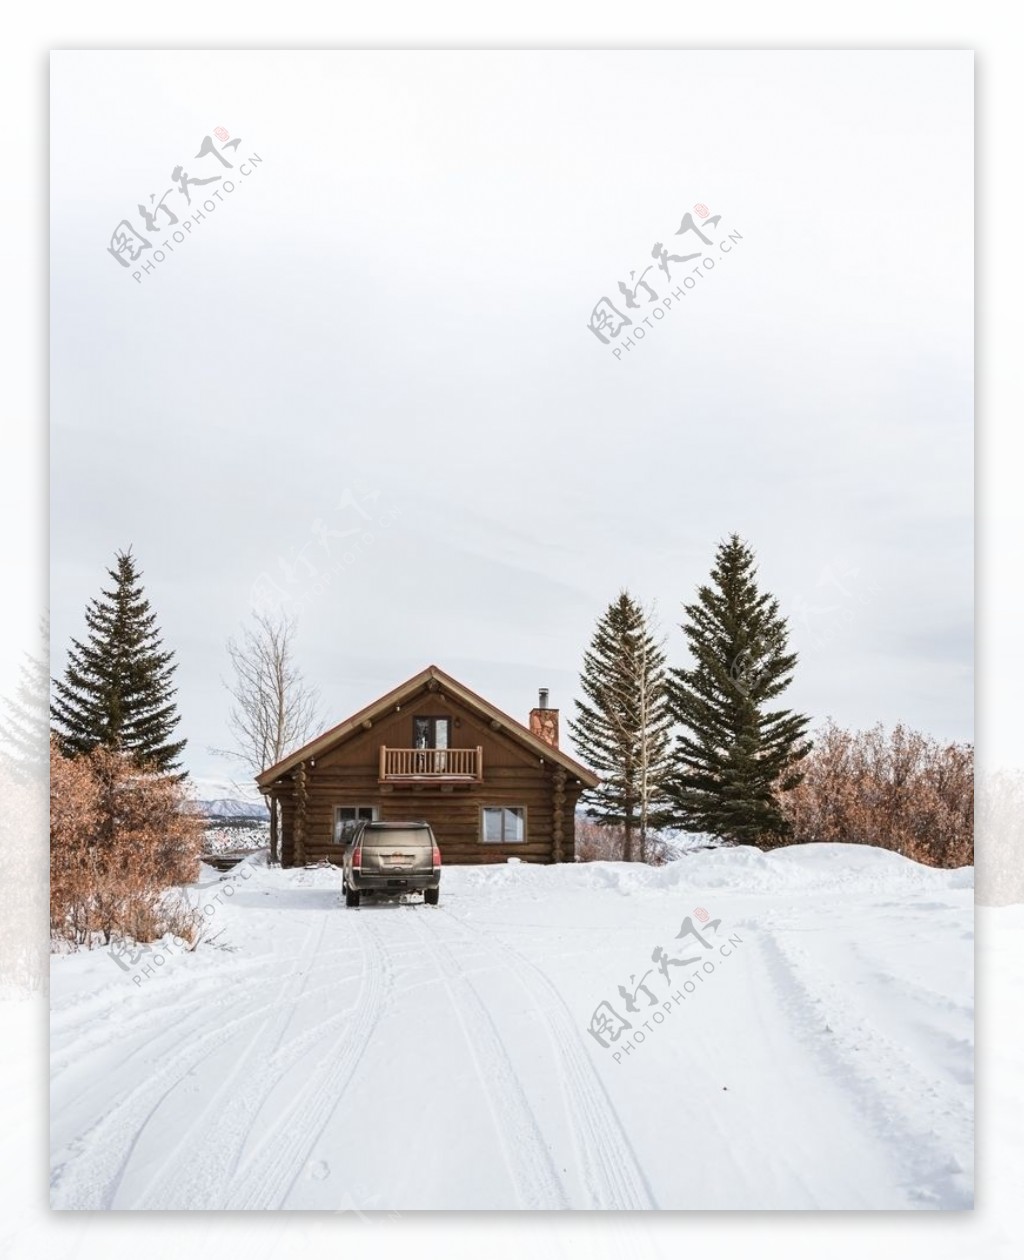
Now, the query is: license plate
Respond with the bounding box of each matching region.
[384,854,412,866]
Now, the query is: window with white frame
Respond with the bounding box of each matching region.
[481,806,526,844]
[333,805,377,843]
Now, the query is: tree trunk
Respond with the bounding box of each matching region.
[294,763,308,866]
[269,797,279,865]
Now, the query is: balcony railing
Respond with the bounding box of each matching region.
[379,745,483,782]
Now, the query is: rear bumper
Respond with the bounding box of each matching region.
[349,871,440,893]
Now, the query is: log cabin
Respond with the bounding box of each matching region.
[255,665,599,867]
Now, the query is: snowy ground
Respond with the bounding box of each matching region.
[49,844,973,1211]
[201,820,270,857]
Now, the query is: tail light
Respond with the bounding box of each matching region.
[351,845,362,869]
[431,845,441,867]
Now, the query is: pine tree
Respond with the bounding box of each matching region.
[569,592,675,862]
[51,550,187,774]
[0,615,49,786]
[668,535,811,846]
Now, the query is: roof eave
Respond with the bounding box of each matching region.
[255,664,600,790]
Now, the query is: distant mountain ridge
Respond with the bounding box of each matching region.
[186,776,269,821]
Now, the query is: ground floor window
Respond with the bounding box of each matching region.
[481,806,526,844]
[334,805,377,843]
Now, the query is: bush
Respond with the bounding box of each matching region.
[574,817,673,865]
[50,738,205,948]
[779,721,973,868]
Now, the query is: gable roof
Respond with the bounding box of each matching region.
[256,664,600,790]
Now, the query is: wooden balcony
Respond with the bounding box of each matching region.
[379,745,483,784]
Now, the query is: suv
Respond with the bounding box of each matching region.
[342,820,441,907]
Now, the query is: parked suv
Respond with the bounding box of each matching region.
[342,820,441,907]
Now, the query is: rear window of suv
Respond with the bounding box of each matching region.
[360,827,433,848]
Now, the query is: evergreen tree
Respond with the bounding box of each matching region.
[569,591,675,862]
[0,615,49,786]
[668,534,811,846]
[51,550,187,774]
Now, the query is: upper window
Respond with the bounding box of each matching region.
[413,716,451,749]
[481,807,526,844]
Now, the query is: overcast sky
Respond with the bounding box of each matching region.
[49,50,973,790]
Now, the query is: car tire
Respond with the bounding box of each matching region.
[424,887,439,906]
[346,887,361,908]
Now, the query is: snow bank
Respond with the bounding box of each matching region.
[451,842,973,899]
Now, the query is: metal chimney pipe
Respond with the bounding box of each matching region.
[538,688,550,709]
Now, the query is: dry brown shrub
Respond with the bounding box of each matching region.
[573,817,672,865]
[50,738,205,948]
[575,817,625,862]
[779,721,973,868]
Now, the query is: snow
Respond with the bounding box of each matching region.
[201,823,269,856]
[48,843,974,1211]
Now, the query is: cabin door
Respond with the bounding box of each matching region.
[413,716,451,772]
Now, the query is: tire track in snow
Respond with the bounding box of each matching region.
[50,940,364,1094]
[407,909,570,1210]
[753,922,973,1208]
[431,906,657,1210]
[50,983,298,1208]
[130,908,345,1209]
[49,919,332,1209]
[51,988,246,1083]
[49,952,270,1042]
[221,909,389,1209]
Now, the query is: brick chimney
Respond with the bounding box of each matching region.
[529,687,559,749]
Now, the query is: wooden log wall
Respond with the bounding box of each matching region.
[273,687,586,867]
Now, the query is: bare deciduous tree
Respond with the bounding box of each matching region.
[215,613,323,863]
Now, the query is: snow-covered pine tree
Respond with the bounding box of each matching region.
[668,534,811,846]
[0,615,49,786]
[51,550,187,775]
[569,591,674,862]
